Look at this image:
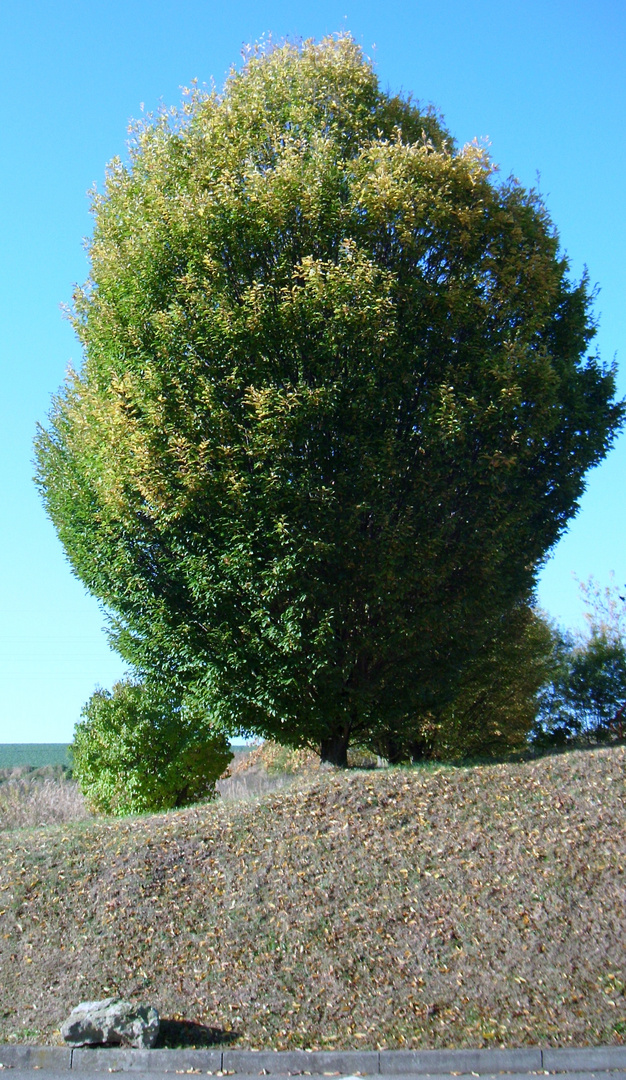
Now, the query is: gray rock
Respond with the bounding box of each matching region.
[61,997,160,1048]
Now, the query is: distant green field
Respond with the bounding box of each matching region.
[0,744,71,768]
[0,742,251,769]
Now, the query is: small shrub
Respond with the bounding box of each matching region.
[71,680,233,815]
[216,741,321,801]
[259,743,320,776]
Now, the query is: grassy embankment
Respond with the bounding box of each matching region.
[0,744,624,1050]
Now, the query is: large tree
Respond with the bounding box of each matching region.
[35,36,623,764]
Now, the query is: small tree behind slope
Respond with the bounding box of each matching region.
[420,605,555,763]
[532,577,626,748]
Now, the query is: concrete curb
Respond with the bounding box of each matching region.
[0,1045,625,1074]
[2,1075,625,1080]
[0,1048,71,1070]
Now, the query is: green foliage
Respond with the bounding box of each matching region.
[432,605,555,760]
[567,633,626,737]
[531,577,626,747]
[532,631,626,747]
[36,35,623,763]
[375,604,555,762]
[531,626,580,748]
[71,680,233,815]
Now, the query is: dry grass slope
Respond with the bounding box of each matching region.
[0,746,624,1050]
[0,769,90,832]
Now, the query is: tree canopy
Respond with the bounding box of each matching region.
[35,35,623,763]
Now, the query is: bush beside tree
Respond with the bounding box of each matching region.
[71,680,233,815]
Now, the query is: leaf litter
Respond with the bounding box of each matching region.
[0,745,624,1049]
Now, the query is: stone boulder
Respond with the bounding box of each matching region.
[61,997,160,1048]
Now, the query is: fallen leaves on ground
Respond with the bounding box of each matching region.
[0,746,624,1049]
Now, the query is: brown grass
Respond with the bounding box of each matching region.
[0,745,624,1050]
[0,771,90,832]
[216,743,322,802]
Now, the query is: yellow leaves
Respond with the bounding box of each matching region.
[460,136,495,178]
[59,357,236,523]
[353,134,493,248]
[292,254,324,284]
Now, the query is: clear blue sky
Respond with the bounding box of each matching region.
[1,0,624,742]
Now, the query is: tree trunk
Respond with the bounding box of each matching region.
[320,731,349,767]
[383,735,407,765]
[408,737,434,763]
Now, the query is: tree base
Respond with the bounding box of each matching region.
[320,733,349,767]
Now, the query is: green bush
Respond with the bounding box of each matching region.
[71,680,233,815]
[431,605,555,761]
